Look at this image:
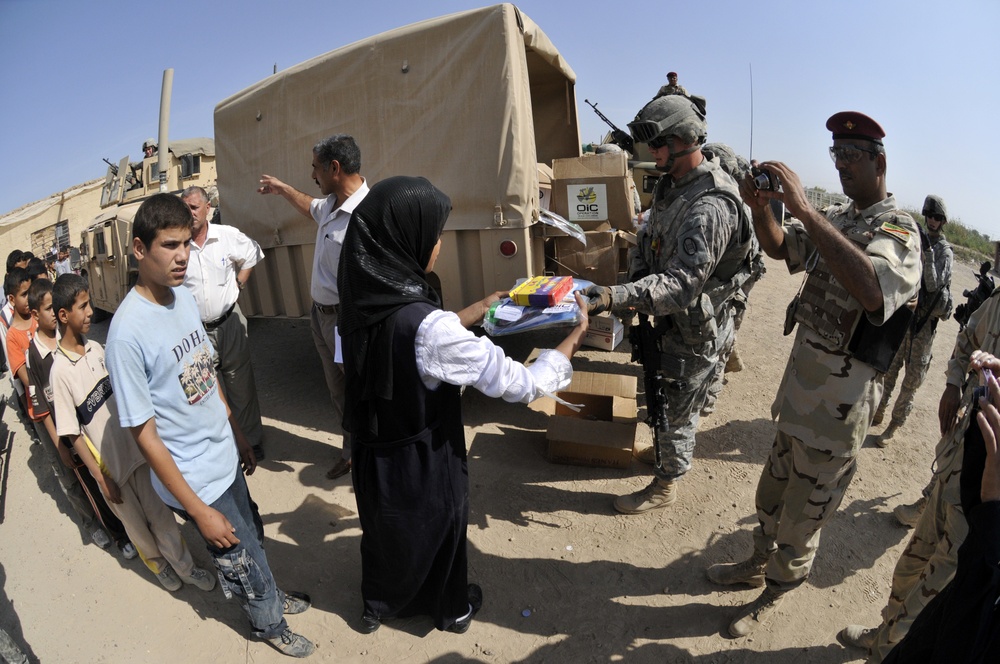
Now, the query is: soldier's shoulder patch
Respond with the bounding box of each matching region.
[877,222,911,245]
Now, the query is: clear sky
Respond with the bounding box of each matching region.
[2,0,998,237]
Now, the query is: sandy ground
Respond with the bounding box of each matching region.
[0,257,983,664]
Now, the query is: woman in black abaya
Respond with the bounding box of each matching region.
[338,176,587,634]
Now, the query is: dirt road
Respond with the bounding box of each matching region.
[0,257,981,663]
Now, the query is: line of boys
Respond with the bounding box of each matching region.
[4,262,129,554]
[6,240,315,657]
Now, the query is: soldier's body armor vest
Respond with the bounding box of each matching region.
[789,204,914,372]
[647,162,754,345]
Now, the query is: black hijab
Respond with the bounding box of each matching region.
[338,176,451,408]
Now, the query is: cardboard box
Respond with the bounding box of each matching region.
[551,229,622,287]
[551,152,635,231]
[509,275,573,307]
[583,315,624,351]
[529,370,637,469]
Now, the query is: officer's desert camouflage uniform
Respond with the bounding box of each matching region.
[876,231,954,432]
[752,196,921,588]
[610,156,752,481]
[655,83,688,98]
[867,287,1000,663]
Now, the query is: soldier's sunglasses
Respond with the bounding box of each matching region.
[828,145,880,164]
[925,213,946,222]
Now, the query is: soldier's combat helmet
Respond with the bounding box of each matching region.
[703,143,751,181]
[922,195,948,222]
[628,94,708,148]
[142,138,157,150]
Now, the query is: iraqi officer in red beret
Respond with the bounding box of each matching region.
[704,112,923,638]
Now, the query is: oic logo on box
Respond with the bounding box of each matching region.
[568,183,608,222]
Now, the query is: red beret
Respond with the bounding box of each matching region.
[826,111,885,145]
[667,71,677,77]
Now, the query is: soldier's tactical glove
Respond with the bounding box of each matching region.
[582,285,613,315]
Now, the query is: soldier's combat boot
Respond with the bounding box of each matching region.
[838,624,878,650]
[706,551,768,588]
[613,478,676,514]
[728,586,788,637]
[872,402,888,427]
[893,495,928,528]
[700,396,716,417]
[725,347,744,373]
[875,419,902,448]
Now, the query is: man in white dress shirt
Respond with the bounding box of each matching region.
[257,135,369,480]
[180,186,266,460]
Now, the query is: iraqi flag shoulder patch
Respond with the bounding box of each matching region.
[877,222,911,244]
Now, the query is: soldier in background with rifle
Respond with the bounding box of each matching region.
[874,195,954,447]
[583,94,754,514]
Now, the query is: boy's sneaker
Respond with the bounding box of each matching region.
[283,591,312,615]
[91,528,112,549]
[180,567,217,592]
[120,542,138,560]
[155,565,183,592]
[268,629,315,658]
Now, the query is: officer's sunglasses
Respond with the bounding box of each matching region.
[828,145,880,165]
[925,213,946,222]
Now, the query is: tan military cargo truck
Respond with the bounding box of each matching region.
[80,138,216,315]
[214,3,581,315]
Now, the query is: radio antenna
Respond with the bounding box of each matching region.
[749,63,754,162]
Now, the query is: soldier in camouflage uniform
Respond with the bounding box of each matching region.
[583,96,755,513]
[873,195,954,446]
[698,144,765,417]
[705,112,922,638]
[841,287,1000,662]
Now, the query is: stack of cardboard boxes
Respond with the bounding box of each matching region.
[545,151,637,290]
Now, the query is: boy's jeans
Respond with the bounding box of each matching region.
[173,471,288,639]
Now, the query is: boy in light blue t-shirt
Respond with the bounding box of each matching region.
[105,194,315,659]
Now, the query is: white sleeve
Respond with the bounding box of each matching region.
[224,227,264,269]
[414,309,572,403]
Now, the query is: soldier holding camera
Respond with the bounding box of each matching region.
[706,112,922,637]
[583,95,754,515]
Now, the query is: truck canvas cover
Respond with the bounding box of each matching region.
[214,4,579,315]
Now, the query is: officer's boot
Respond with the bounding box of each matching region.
[728,585,789,637]
[613,478,676,514]
[893,495,928,528]
[706,550,769,588]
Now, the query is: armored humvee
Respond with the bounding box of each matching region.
[80,138,216,315]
